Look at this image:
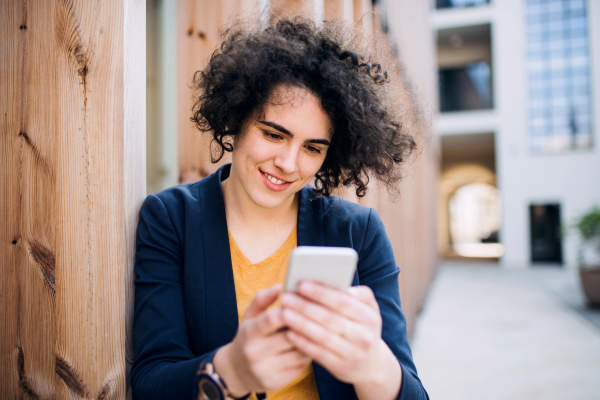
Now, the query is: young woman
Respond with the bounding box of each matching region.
[131,18,428,400]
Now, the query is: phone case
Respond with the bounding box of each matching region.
[284,246,358,292]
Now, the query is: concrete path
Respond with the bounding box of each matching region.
[411,262,600,400]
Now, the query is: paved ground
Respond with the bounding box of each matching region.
[411,262,600,400]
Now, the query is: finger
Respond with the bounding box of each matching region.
[285,330,346,375]
[283,298,378,351]
[282,308,354,359]
[281,292,347,336]
[247,331,295,357]
[347,286,380,311]
[297,281,377,323]
[244,284,282,319]
[260,349,312,372]
[259,359,310,392]
[248,307,287,337]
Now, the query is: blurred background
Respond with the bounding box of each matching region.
[145,0,600,398]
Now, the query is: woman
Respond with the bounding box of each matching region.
[132,18,428,400]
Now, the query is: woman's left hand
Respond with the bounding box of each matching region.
[280,281,388,385]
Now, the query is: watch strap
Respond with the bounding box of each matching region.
[197,355,266,400]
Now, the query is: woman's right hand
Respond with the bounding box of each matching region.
[213,284,311,397]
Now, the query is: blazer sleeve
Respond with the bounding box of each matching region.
[358,209,429,400]
[131,194,212,400]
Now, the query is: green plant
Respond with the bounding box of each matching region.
[574,206,600,266]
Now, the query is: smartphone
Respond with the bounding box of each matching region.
[284,246,358,292]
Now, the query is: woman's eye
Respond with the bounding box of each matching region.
[264,131,283,140]
[306,145,321,154]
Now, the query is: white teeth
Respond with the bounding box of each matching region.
[264,172,285,185]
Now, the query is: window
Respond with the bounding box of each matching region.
[440,62,493,112]
[526,0,593,153]
[437,24,493,112]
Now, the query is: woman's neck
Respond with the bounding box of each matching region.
[221,169,298,263]
[221,170,298,233]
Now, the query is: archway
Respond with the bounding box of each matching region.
[439,163,503,259]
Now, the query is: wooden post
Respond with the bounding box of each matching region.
[178,0,268,184]
[270,0,324,22]
[324,0,353,22]
[353,0,373,40]
[178,0,226,183]
[0,1,145,398]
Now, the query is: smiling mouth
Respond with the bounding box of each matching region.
[261,171,290,185]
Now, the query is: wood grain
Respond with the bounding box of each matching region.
[1,1,144,398]
[1,2,58,398]
[178,0,214,183]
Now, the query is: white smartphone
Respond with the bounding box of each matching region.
[284,246,358,292]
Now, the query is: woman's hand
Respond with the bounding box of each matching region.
[280,282,402,400]
[213,284,311,397]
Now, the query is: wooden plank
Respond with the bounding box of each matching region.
[1,2,58,398]
[271,0,324,21]
[1,1,144,398]
[53,0,128,397]
[178,0,274,184]
[353,0,372,40]
[178,0,227,183]
[270,0,304,17]
[324,0,353,22]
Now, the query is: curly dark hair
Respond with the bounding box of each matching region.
[191,17,419,198]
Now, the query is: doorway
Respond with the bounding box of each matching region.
[530,204,563,264]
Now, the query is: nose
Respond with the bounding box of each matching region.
[273,144,299,175]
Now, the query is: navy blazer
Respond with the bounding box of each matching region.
[131,164,428,400]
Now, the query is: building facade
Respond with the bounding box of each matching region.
[434,0,600,268]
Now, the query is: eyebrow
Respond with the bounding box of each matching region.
[257,120,331,146]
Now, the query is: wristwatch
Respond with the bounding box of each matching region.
[196,357,266,400]
[196,358,243,400]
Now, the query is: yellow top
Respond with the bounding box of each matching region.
[229,226,320,400]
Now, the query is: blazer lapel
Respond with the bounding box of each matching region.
[297,186,327,247]
[198,164,239,350]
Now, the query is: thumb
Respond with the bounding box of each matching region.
[243,284,282,319]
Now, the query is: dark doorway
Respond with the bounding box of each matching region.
[530,204,563,264]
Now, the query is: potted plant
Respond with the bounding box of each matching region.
[574,206,600,306]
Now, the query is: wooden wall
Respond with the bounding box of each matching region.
[176,0,438,335]
[0,1,145,398]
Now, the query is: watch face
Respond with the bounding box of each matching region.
[198,375,223,400]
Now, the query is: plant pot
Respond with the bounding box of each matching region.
[579,265,600,306]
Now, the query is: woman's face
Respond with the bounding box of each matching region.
[229,86,332,210]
